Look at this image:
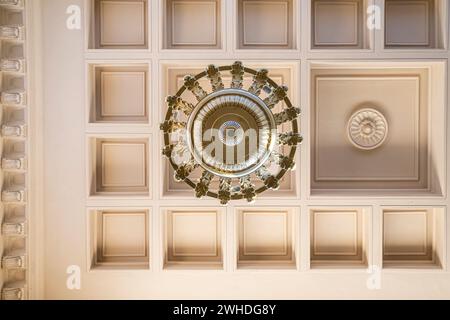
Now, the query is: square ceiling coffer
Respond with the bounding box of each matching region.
[310,61,445,197]
[237,208,297,269]
[163,208,225,270]
[383,208,445,269]
[87,136,150,197]
[88,0,149,49]
[385,0,448,49]
[88,209,150,270]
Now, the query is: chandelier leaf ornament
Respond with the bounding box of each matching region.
[161,62,303,205]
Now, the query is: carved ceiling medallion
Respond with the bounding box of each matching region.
[347,108,388,150]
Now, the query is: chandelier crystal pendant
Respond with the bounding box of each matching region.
[161,62,303,205]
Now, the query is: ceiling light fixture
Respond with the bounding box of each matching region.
[161,62,302,205]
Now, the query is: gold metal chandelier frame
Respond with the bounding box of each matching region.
[161,61,302,204]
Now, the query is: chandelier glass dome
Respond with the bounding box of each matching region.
[161,62,302,205]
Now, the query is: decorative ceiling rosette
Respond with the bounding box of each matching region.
[347,108,388,150]
[161,62,302,205]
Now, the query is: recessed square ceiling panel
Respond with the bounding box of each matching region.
[238,0,295,49]
[385,0,434,47]
[94,0,148,49]
[164,209,224,269]
[164,0,222,49]
[89,209,150,269]
[312,0,361,47]
[310,208,369,268]
[237,208,296,269]
[311,67,429,191]
[382,208,445,268]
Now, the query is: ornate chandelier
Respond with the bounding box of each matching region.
[161,62,302,205]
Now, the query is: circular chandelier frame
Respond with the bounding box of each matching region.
[161,62,302,205]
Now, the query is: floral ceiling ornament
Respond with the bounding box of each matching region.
[161,61,302,205]
[347,108,388,150]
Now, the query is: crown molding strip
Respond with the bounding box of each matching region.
[0,0,28,300]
